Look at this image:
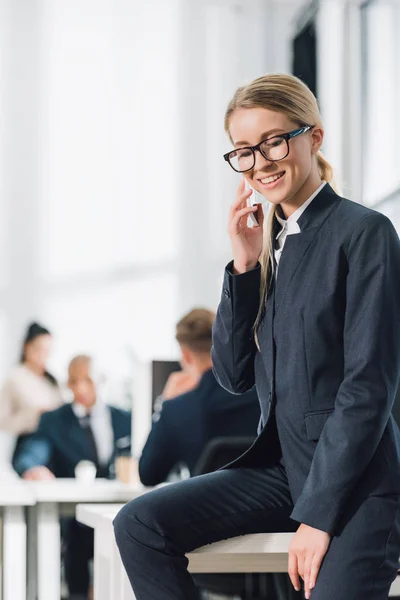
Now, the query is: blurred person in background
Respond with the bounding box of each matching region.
[0,322,62,468]
[13,354,131,600]
[139,308,260,486]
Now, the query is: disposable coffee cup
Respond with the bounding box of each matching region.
[75,460,97,483]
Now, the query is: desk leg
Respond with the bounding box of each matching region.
[110,535,135,600]
[27,506,37,600]
[37,502,60,600]
[3,505,27,600]
[93,525,135,600]
[120,563,136,600]
[93,526,110,600]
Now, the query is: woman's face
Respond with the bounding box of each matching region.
[24,334,52,369]
[228,107,323,208]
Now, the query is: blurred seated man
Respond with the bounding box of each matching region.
[13,355,131,600]
[139,308,260,486]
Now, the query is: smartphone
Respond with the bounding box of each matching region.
[244,180,261,226]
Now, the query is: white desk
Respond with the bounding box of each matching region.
[77,504,134,600]
[27,480,147,600]
[0,479,35,600]
[77,503,400,600]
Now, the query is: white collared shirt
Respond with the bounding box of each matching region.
[72,399,114,466]
[274,181,327,268]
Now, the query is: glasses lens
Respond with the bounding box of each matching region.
[260,136,288,161]
[228,148,254,172]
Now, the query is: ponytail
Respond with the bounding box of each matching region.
[317,151,341,195]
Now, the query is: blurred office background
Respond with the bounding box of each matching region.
[0,0,398,452]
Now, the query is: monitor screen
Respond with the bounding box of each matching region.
[292,20,317,98]
[151,359,181,411]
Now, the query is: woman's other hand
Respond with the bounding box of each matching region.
[228,178,264,274]
[288,523,331,598]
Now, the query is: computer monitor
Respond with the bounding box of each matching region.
[151,359,181,412]
[292,20,317,98]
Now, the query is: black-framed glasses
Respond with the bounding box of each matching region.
[223,125,314,173]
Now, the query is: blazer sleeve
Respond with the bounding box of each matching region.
[291,212,400,534]
[12,414,54,476]
[138,403,179,487]
[211,261,261,394]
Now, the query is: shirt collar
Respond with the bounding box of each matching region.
[275,181,327,235]
[71,399,107,419]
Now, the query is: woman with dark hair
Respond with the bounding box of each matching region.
[0,322,62,436]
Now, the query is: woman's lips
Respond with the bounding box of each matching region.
[258,171,285,190]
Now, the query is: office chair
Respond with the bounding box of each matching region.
[193,436,255,476]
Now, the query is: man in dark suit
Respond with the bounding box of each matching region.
[139,308,260,486]
[13,355,131,600]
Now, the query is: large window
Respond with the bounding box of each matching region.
[33,0,181,394]
[362,0,400,206]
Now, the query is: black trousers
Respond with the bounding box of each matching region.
[114,466,400,600]
[63,518,94,595]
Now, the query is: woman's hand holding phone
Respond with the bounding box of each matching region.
[228,178,264,274]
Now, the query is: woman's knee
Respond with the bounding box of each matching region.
[113,501,134,544]
[113,490,172,549]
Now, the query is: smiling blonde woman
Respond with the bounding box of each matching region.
[114,74,400,600]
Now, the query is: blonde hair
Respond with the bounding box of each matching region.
[224,73,339,337]
[176,308,216,354]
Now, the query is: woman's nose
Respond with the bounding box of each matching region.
[254,148,273,170]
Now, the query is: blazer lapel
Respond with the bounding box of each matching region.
[274,184,341,314]
[274,229,317,310]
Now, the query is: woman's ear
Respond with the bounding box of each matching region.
[311,127,324,155]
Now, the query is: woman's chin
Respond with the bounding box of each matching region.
[261,190,288,206]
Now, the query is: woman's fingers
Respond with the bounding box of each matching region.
[303,552,313,599]
[289,524,330,598]
[309,550,324,593]
[228,205,259,234]
[292,548,325,599]
[288,551,301,592]
[228,178,252,220]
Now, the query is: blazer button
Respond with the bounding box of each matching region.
[223,289,230,299]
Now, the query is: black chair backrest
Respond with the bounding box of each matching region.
[193,436,255,476]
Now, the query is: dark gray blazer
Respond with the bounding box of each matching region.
[212,184,400,535]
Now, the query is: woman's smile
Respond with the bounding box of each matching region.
[257,170,286,190]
